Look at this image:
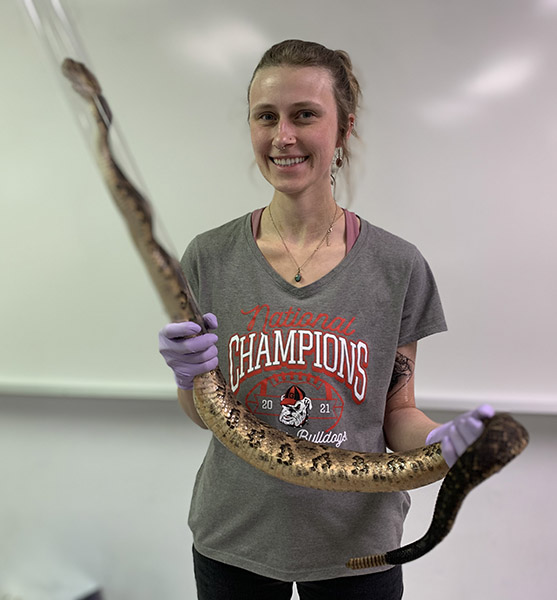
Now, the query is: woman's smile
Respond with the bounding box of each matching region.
[269,156,309,167]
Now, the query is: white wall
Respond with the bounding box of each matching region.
[0,397,553,599]
[1,0,556,412]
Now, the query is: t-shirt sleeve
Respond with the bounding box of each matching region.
[397,248,448,346]
[180,237,201,300]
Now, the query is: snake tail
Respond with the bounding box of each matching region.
[347,413,529,569]
[346,554,388,569]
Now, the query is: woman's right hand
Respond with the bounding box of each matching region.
[158,313,219,390]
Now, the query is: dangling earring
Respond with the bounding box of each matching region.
[335,148,344,169]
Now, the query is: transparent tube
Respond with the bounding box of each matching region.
[21,0,177,258]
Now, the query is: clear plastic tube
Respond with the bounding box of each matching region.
[21,0,177,258]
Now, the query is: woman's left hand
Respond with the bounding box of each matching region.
[426,404,495,467]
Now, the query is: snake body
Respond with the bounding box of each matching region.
[61,58,529,566]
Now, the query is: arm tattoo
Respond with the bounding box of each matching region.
[388,351,415,399]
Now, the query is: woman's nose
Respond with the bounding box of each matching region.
[273,120,295,149]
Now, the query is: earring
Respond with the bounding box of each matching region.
[335,148,344,169]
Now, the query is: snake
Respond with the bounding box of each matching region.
[60,57,529,568]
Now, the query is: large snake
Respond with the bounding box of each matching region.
[60,58,529,569]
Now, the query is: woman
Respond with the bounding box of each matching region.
[159,39,493,600]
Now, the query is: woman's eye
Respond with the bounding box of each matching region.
[259,113,275,122]
[299,111,316,119]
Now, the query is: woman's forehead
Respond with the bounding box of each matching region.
[249,66,335,107]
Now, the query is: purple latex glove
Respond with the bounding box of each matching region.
[158,313,219,390]
[426,404,495,468]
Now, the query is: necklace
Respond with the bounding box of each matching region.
[268,203,342,283]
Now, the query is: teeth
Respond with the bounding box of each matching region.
[271,156,308,167]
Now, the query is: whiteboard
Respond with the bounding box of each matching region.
[1,0,556,413]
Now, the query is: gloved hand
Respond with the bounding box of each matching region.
[159,313,219,390]
[426,404,495,468]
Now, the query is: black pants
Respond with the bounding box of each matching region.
[193,547,403,600]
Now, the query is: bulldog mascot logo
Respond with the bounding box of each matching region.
[278,385,313,428]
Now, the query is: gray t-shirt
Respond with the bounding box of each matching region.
[181,212,447,581]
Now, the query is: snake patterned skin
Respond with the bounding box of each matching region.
[61,57,529,566]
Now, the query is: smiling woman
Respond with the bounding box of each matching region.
[247,40,360,163]
[248,66,344,204]
[154,38,500,600]
[241,41,360,291]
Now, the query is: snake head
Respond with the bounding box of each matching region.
[61,58,113,125]
[61,58,102,99]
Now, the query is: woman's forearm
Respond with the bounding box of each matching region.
[177,387,209,429]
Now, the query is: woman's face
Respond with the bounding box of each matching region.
[249,66,343,200]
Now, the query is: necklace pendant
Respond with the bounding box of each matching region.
[294,270,302,283]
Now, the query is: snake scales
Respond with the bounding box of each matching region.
[61,57,529,568]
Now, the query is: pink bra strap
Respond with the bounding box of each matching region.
[251,207,265,238]
[344,209,359,253]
